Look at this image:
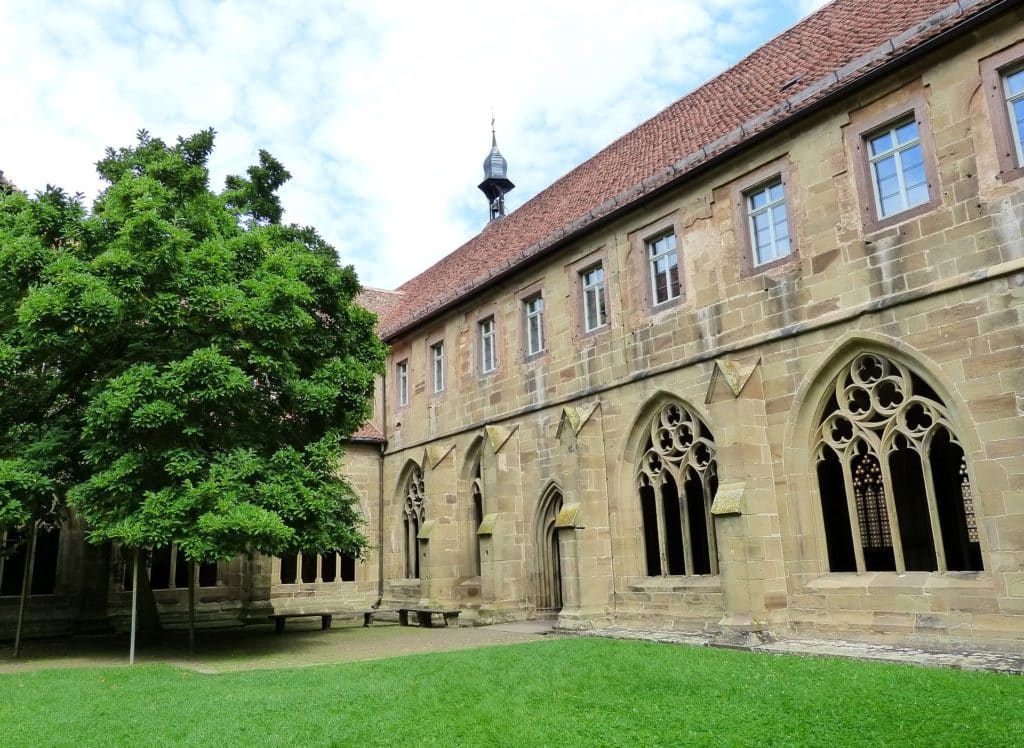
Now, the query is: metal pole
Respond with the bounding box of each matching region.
[129,550,139,666]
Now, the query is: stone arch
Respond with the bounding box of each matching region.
[620,391,719,577]
[533,481,565,612]
[462,435,486,577]
[394,458,425,579]
[786,333,985,575]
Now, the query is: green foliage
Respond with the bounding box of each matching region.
[0,128,385,562]
[1,639,1023,746]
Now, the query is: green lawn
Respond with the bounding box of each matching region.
[2,638,1021,746]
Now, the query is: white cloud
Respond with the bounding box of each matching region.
[1,0,813,289]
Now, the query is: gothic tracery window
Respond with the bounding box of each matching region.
[636,401,719,576]
[814,353,982,573]
[403,466,425,579]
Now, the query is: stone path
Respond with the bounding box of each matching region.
[576,626,1024,675]
[3,618,1023,675]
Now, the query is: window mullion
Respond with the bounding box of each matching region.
[877,449,907,574]
[919,434,949,573]
[679,472,694,577]
[653,477,670,576]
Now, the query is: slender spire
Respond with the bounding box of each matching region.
[478,116,514,221]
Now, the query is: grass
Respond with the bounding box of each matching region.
[2,638,1022,746]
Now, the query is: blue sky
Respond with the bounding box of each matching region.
[1,0,827,289]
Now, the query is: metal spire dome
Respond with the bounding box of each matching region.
[478,118,514,221]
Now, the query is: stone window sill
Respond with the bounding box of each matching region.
[629,575,721,593]
[806,571,990,594]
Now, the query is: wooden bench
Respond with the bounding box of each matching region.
[397,607,461,628]
[269,608,387,633]
[268,611,336,634]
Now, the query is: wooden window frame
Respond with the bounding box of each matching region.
[981,39,1024,183]
[848,89,940,233]
[427,334,445,394]
[395,358,409,408]
[568,249,611,339]
[729,156,798,277]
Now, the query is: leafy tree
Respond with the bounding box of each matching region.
[1,130,385,643]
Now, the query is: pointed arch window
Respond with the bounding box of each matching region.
[403,467,425,579]
[636,401,719,576]
[470,457,484,577]
[814,353,982,573]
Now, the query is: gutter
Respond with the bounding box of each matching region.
[381,0,1015,344]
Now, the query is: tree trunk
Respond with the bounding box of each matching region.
[188,559,196,658]
[12,522,38,659]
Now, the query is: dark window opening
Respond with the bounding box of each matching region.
[930,429,983,571]
[280,554,297,584]
[340,552,356,582]
[301,553,317,583]
[639,484,661,576]
[1,528,61,596]
[685,470,711,575]
[817,448,856,572]
[321,553,337,582]
[661,476,686,575]
[889,443,936,571]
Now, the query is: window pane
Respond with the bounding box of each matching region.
[1006,68,1024,97]
[1011,98,1024,139]
[585,288,598,330]
[900,143,923,171]
[874,154,897,180]
[749,189,767,210]
[880,192,903,217]
[668,264,681,297]
[894,120,919,145]
[772,205,790,252]
[869,130,893,156]
[597,286,607,326]
[768,181,784,202]
[905,182,929,209]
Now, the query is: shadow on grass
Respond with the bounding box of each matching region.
[0,617,406,672]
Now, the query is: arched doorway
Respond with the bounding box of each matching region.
[535,485,563,613]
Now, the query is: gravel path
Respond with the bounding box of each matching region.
[0,618,555,674]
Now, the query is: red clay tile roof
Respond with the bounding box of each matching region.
[349,422,385,443]
[356,286,405,319]
[379,0,1008,341]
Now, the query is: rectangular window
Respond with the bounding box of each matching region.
[867,119,928,218]
[581,264,608,332]
[647,233,681,305]
[1004,66,1024,166]
[479,317,496,373]
[396,359,408,407]
[746,178,791,266]
[524,295,545,356]
[430,341,444,393]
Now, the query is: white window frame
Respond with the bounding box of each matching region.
[745,178,791,267]
[867,118,927,219]
[479,317,497,374]
[525,295,545,356]
[396,359,408,407]
[647,232,680,305]
[430,341,444,393]
[581,264,608,333]
[1003,65,1024,166]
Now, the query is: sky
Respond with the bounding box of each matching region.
[1,0,830,290]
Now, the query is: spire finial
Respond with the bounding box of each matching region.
[478,112,514,222]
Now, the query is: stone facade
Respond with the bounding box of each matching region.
[370,8,1024,648]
